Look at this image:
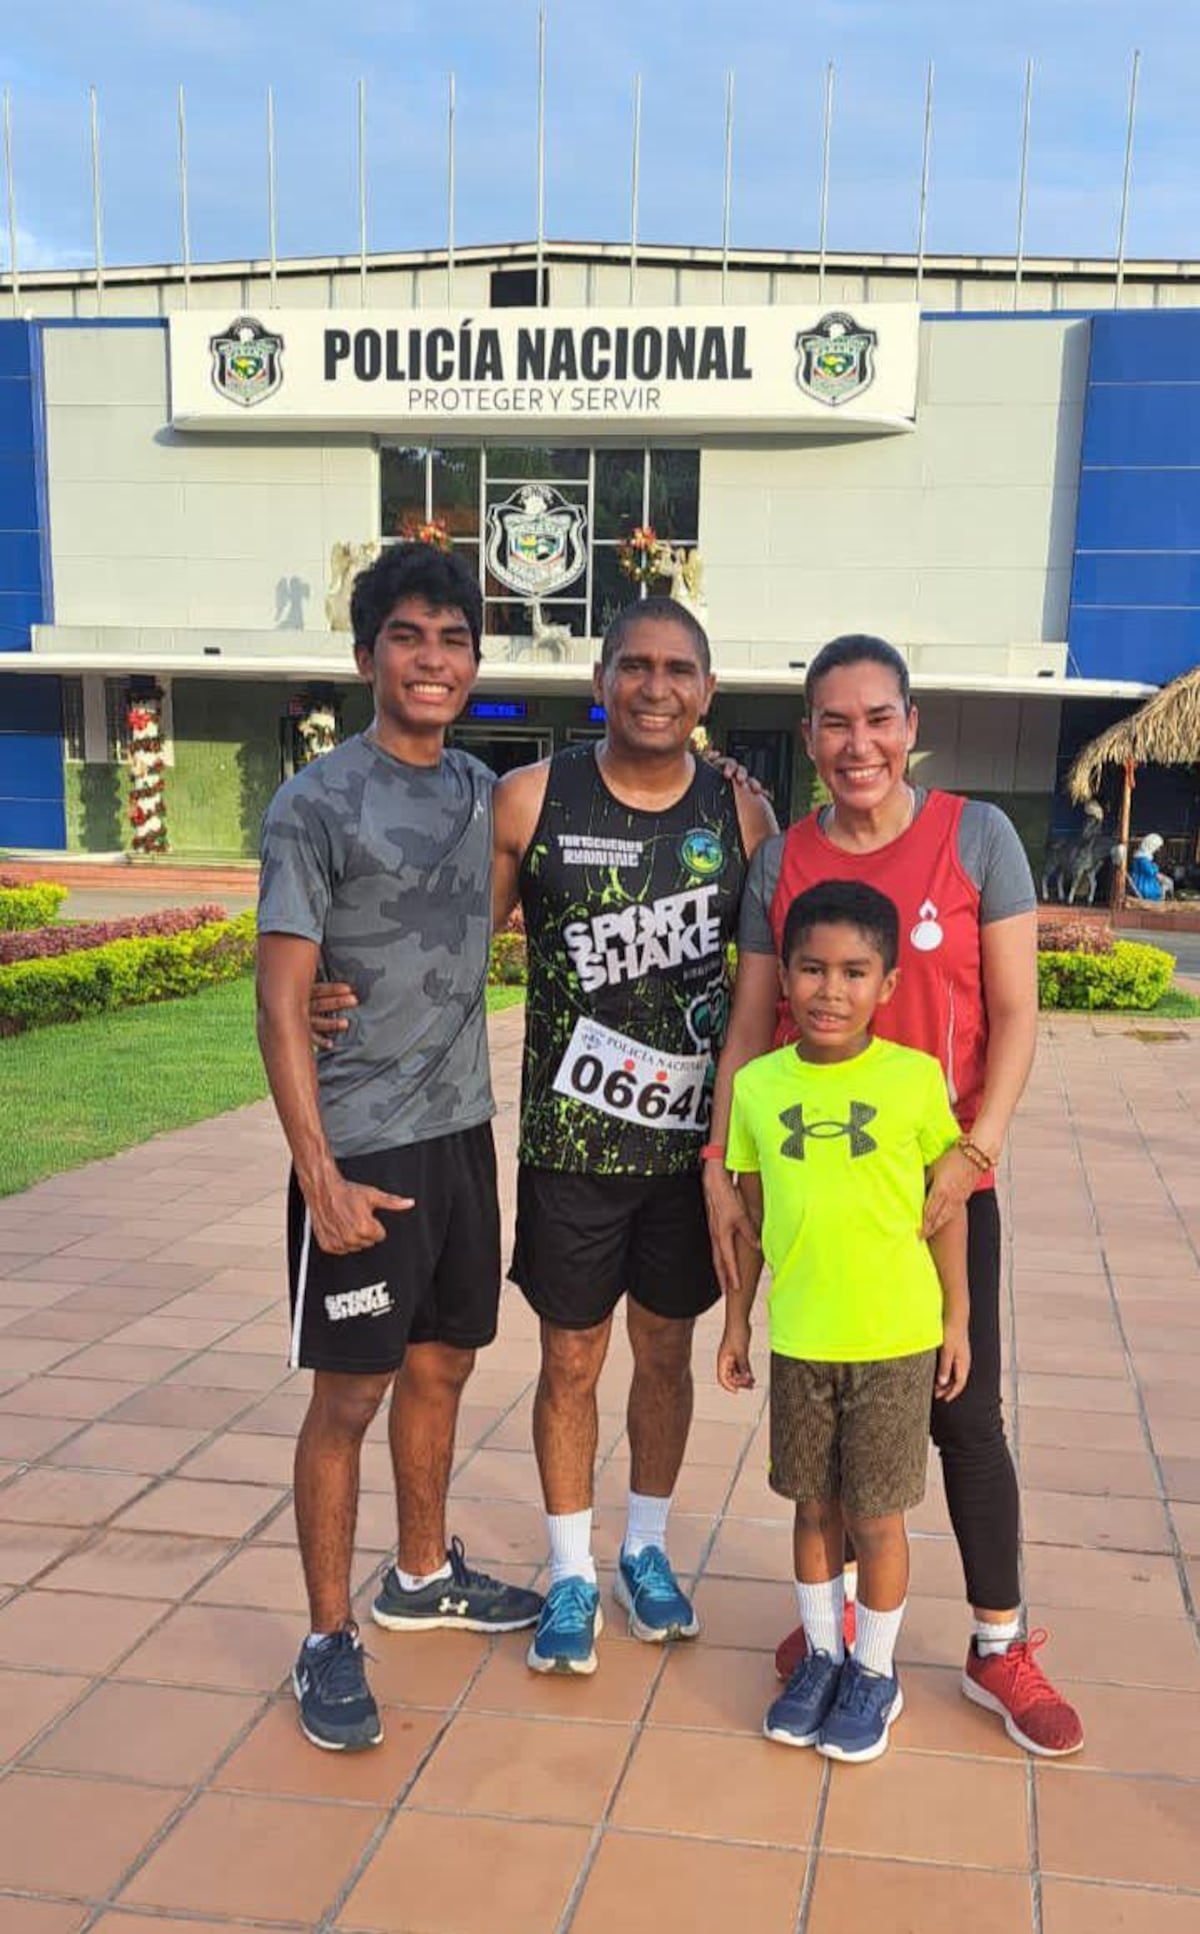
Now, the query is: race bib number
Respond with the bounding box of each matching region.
[552,1018,712,1133]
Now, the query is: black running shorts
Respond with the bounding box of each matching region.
[509,1164,720,1331]
[287,1124,500,1374]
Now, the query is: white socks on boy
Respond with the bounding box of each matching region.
[796,1576,846,1662]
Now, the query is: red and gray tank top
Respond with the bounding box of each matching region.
[768,790,988,1131]
[518,744,746,1176]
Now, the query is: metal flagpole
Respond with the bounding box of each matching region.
[817,61,833,303]
[535,1,546,305]
[358,79,368,305]
[915,60,934,303]
[1115,48,1141,308]
[177,85,191,307]
[1014,57,1033,308]
[447,72,456,305]
[628,72,641,305]
[89,86,104,313]
[267,85,278,304]
[721,70,734,303]
[3,91,18,315]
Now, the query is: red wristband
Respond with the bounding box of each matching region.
[699,1143,727,1162]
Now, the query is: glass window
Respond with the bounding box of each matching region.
[104,679,131,763]
[648,449,700,540]
[431,447,481,537]
[61,678,85,761]
[593,450,645,540]
[486,445,589,482]
[380,446,428,538]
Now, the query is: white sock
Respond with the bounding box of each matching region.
[854,1600,905,1678]
[795,1576,846,1661]
[623,1491,671,1560]
[843,1563,858,1605]
[547,1509,596,1587]
[305,1630,339,1649]
[395,1559,451,1592]
[974,1615,1021,1657]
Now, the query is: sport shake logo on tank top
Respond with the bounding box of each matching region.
[519,747,745,1177]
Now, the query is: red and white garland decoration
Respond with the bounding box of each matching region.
[126,693,168,854]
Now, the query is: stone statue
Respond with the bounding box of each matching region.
[653,544,707,624]
[326,540,381,632]
[508,598,572,662]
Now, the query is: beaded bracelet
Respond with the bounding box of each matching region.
[958,1135,998,1173]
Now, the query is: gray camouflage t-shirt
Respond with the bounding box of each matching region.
[258,734,495,1158]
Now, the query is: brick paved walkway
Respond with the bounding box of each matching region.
[0,1007,1198,1934]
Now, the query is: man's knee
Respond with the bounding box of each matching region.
[307,1370,393,1441]
[398,1339,476,1400]
[628,1305,694,1386]
[539,1319,608,1402]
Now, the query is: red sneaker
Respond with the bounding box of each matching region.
[774,1600,857,1680]
[961,1630,1083,1756]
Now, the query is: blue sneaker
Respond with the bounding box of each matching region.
[372,1536,542,1635]
[763,1648,842,1748]
[817,1657,904,1763]
[614,1546,700,1643]
[292,1625,382,1752]
[527,1576,603,1675]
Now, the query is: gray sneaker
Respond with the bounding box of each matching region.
[371,1535,543,1634]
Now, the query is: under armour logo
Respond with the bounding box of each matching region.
[779,1102,877,1160]
[438,1594,470,1616]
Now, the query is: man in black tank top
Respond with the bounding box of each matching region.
[495,598,777,1675]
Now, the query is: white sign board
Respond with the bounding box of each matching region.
[168,305,919,435]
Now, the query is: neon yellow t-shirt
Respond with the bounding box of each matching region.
[727,1036,961,1363]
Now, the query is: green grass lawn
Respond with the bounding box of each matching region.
[0,978,525,1199]
[1148,986,1200,1019]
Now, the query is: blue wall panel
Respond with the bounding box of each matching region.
[0,320,63,848]
[1068,311,1200,684]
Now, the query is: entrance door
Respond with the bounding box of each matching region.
[450,726,552,777]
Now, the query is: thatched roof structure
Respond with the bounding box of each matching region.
[1068,664,1200,802]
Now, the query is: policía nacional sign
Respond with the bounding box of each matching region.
[168,305,919,435]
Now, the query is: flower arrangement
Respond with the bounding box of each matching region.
[126,693,168,855]
[398,515,453,552]
[296,705,338,764]
[617,524,663,586]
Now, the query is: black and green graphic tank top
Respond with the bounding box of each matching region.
[518,744,746,1176]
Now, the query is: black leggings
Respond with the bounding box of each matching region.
[927,1188,1021,1611]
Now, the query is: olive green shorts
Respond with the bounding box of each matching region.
[769,1349,937,1519]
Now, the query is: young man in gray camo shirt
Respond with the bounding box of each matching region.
[256,544,541,1752]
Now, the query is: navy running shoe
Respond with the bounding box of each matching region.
[763,1648,842,1748]
[527,1576,603,1675]
[292,1625,382,1752]
[615,1546,700,1642]
[817,1656,904,1763]
[372,1536,542,1634]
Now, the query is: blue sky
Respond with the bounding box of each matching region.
[2,0,1197,274]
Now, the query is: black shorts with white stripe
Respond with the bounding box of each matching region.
[285,1124,501,1375]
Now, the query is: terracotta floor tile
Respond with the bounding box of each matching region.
[450,1448,543,1504]
[1169,1499,1200,1555]
[569,1830,805,1934]
[409,1710,630,1823]
[1043,1681,1200,1778]
[1021,1489,1175,1553]
[54,1344,191,1385]
[1022,1544,1183,1616]
[179,1430,296,1486]
[464,1626,660,1723]
[1018,1446,1161,1498]
[93,1918,282,1934]
[1019,1375,1138,1415]
[0,1589,169,1673]
[704,1516,791,1580]
[233,1390,311,1437]
[822,1750,1029,1868]
[1161,1457,1200,1503]
[105,1315,240,1351]
[215,1697,442,1802]
[0,1665,90,1759]
[1018,1410,1147,1453]
[119,1791,381,1922]
[1036,1769,1200,1887]
[106,1385,251,1431]
[436,1497,549,1569]
[114,1477,285,1539]
[0,1465,149,1525]
[192,1541,308,1614]
[1041,1879,1200,1933]
[39,1529,233,1600]
[888,1663,1024,1759]
[337,1811,590,1934]
[356,1625,489,1709]
[0,1414,81,1460]
[614,1727,821,1846]
[646,1641,778,1735]
[0,1904,88,1934]
[0,1523,87,1587]
[0,1771,184,1897]
[0,1376,141,1421]
[690,1576,794,1650]
[4,1309,130,1344]
[29,1679,259,1784]
[1035,1606,1200,1691]
[115,1603,295,1693]
[807,1856,1033,1933]
[0,1338,82,1376]
[44,1422,208,1475]
[166,1351,287,1393]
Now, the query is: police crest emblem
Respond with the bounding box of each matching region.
[209,315,284,408]
[795,311,878,407]
[485,484,587,597]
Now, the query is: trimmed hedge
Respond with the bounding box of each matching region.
[488,930,527,986]
[1038,939,1175,1012]
[0,904,227,966]
[0,911,257,1036]
[0,883,68,931]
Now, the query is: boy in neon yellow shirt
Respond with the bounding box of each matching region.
[719,879,970,1762]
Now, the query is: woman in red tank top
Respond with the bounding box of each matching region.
[704,635,1083,1759]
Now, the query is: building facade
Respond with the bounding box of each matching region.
[1,241,1197,866]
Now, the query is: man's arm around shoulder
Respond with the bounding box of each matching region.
[492,759,551,930]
